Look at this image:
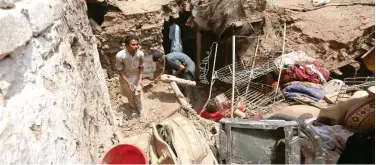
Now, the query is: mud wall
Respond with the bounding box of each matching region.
[97,0,178,79]
[0,0,118,163]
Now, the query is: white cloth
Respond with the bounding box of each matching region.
[274,51,315,70]
[169,23,183,53]
[306,64,326,84]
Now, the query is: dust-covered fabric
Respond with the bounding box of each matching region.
[283,84,327,101]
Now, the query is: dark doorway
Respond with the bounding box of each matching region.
[161,11,197,62]
[86,1,107,25]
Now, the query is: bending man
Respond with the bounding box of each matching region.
[115,35,144,113]
[152,51,196,102]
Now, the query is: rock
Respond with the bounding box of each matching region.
[0,10,33,57]
[19,0,64,36]
[0,0,15,9]
[0,0,118,163]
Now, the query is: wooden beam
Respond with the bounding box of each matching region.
[169,82,197,114]
[196,31,202,81]
[361,46,375,59]
[169,81,220,128]
[349,62,361,71]
[161,74,196,86]
[332,69,343,76]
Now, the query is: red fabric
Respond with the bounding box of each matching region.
[253,114,264,120]
[197,102,248,121]
[198,108,224,121]
[280,60,329,84]
[102,144,147,164]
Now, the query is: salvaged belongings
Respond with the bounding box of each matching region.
[149,115,218,165]
[274,51,329,85]
[279,60,329,84]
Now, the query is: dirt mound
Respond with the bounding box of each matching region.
[106,77,181,138]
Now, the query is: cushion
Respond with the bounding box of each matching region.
[344,96,375,130]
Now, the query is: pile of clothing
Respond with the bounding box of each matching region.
[273,51,331,103]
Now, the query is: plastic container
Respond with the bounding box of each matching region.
[102,144,147,164]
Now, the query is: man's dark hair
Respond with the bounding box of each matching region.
[123,35,139,45]
[152,50,164,61]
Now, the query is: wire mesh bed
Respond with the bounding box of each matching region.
[219,82,283,111]
[199,38,283,114]
[215,58,277,86]
[335,77,375,103]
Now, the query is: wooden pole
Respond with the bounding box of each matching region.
[274,23,287,101]
[161,74,196,86]
[196,31,202,81]
[231,35,236,118]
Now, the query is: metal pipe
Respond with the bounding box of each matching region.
[200,43,219,115]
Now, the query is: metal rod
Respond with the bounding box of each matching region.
[246,36,260,95]
[201,43,219,115]
[274,23,287,101]
[231,35,236,118]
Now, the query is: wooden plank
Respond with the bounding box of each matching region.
[323,92,339,104]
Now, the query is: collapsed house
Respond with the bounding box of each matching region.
[89,0,374,164]
[0,0,373,163]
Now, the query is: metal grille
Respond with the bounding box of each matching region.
[220,82,283,111]
[335,77,375,103]
[216,58,277,86]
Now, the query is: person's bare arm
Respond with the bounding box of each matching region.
[173,64,185,76]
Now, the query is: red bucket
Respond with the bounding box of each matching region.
[102,144,147,164]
